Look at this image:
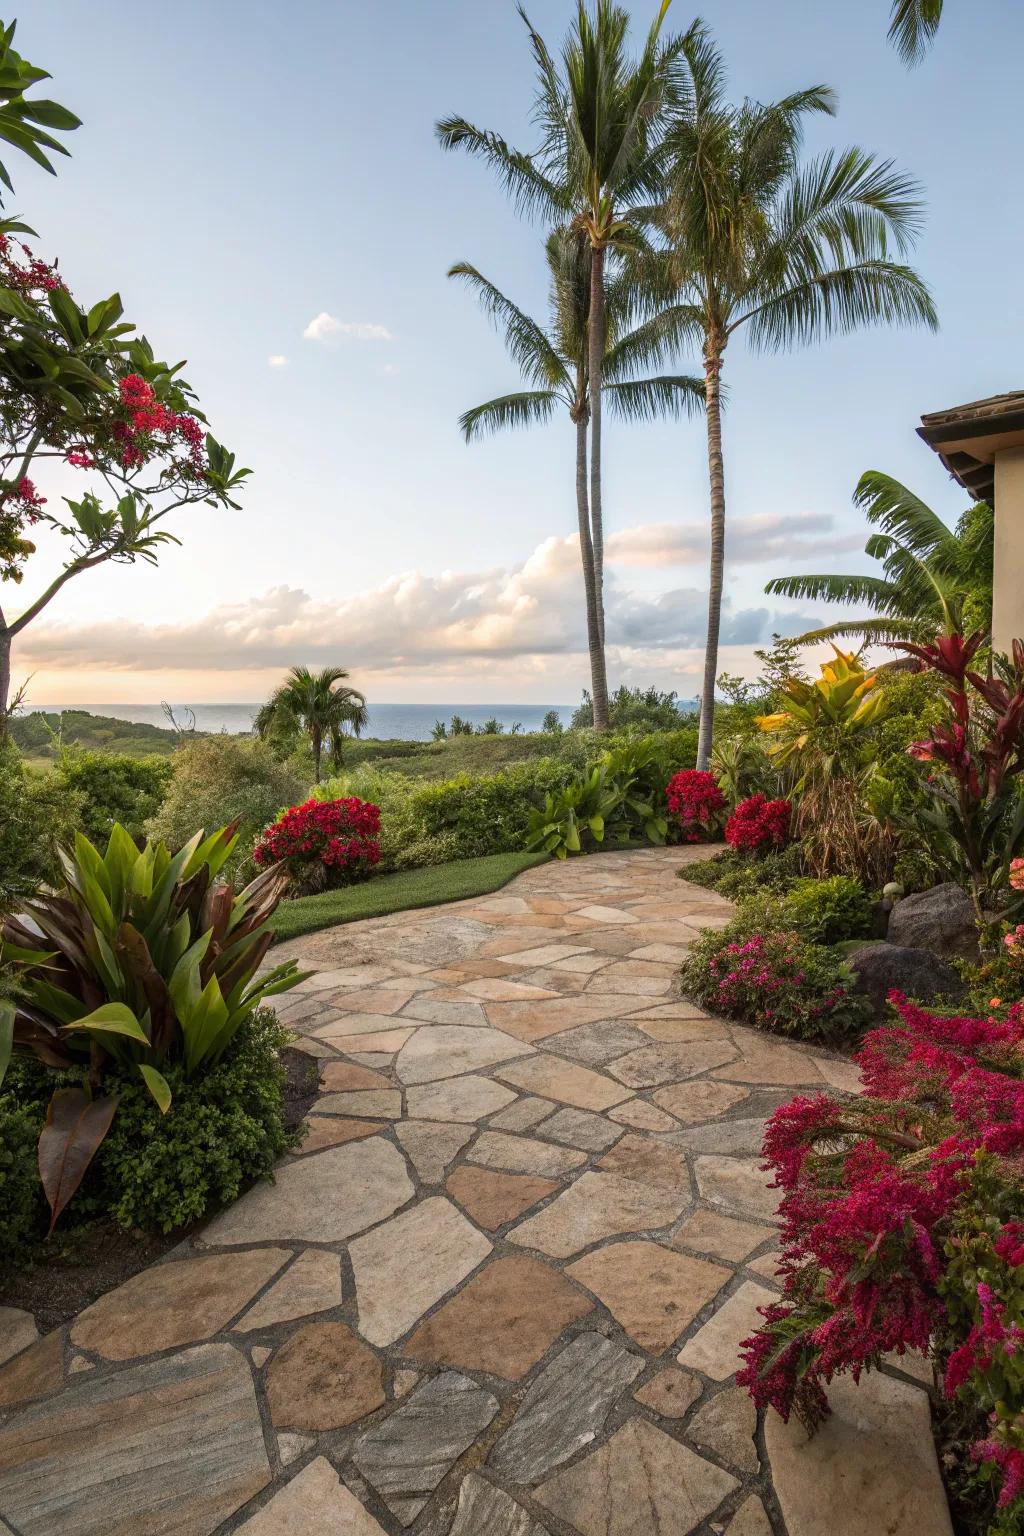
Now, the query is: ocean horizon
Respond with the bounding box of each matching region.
[24,701,584,742]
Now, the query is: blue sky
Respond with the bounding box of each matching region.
[12,0,1024,705]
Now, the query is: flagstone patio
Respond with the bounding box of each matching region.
[0,847,952,1535]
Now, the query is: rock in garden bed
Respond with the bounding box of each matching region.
[886,882,978,960]
[847,942,962,1022]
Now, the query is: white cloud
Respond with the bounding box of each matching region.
[302,312,393,343]
[21,527,821,678]
[267,354,288,368]
[607,513,861,568]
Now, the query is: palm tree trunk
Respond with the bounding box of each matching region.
[588,245,609,705]
[311,726,322,785]
[575,408,609,728]
[697,349,726,770]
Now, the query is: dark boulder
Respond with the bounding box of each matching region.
[848,942,963,1022]
[886,883,978,960]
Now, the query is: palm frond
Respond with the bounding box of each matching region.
[789,614,932,645]
[435,115,568,220]
[765,571,906,611]
[604,374,705,422]
[888,0,943,65]
[458,390,561,441]
[853,470,952,554]
[602,302,704,379]
[740,259,937,351]
[448,261,572,391]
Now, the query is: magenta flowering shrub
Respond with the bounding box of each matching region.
[738,994,1024,1528]
[666,770,726,842]
[253,797,381,892]
[680,925,870,1044]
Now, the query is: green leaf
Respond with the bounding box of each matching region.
[61,1001,149,1044]
[138,1064,172,1114]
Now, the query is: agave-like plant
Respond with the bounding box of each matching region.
[0,820,304,1229]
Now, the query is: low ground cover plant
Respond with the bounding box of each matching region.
[0,821,304,1230]
[738,995,1024,1534]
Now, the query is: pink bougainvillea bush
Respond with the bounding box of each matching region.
[254,797,381,892]
[666,770,727,842]
[738,994,1024,1530]
[724,793,792,852]
[680,924,870,1043]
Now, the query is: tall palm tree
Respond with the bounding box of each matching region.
[255,666,368,784]
[765,471,992,645]
[437,0,684,724]
[639,22,936,766]
[449,227,703,729]
[887,0,943,64]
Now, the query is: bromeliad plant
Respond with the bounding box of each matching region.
[0,822,304,1229]
[897,631,1024,927]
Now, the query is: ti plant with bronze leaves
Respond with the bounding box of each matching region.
[898,631,1024,926]
[0,821,305,1230]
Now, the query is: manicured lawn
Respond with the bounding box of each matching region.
[270,850,548,941]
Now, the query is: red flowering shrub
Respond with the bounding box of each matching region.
[725,793,792,852]
[666,770,726,842]
[254,797,381,891]
[738,994,1024,1527]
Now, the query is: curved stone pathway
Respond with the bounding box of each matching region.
[0,847,952,1536]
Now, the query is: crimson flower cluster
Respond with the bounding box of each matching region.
[0,232,63,295]
[110,374,206,473]
[666,770,726,842]
[253,797,381,884]
[724,793,792,851]
[738,993,1024,1519]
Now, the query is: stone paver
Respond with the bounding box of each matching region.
[567,1241,728,1351]
[0,847,948,1536]
[489,1331,645,1483]
[0,1343,269,1535]
[508,1170,688,1257]
[446,1165,559,1229]
[265,1321,384,1430]
[535,1416,738,1535]
[72,1249,289,1359]
[352,1371,499,1525]
[350,1196,491,1345]
[234,1457,387,1534]
[404,1254,592,1379]
[765,1370,953,1536]
[202,1138,414,1245]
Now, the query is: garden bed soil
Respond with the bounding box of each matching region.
[0,1046,318,1333]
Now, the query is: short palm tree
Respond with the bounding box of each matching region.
[449,226,703,729]
[255,666,367,784]
[886,0,943,64]
[438,0,683,725]
[765,471,992,645]
[641,22,936,766]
